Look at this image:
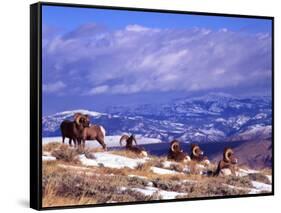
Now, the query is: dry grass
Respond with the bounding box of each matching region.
[223,175,253,188]
[42,160,164,207]
[259,168,272,176]
[42,143,271,207]
[42,158,267,207]
[51,144,80,163]
[247,173,271,184]
[43,194,98,207]
[110,150,143,159]
[43,142,61,152]
[169,163,184,172]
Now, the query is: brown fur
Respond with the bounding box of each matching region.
[190,144,208,162]
[214,148,238,176]
[82,125,107,150]
[60,113,90,147]
[167,140,190,162]
[120,134,146,156]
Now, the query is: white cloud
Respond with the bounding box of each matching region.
[43,81,66,93]
[43,24,272,96]
[126,24,150,32]
[87,85,109,95]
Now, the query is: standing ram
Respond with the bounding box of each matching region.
[81,125,107,150]
[60,113,90,147]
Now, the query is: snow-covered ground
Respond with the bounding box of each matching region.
[251,181,272,192]
[120,186,187,199]
[42,135,161,148]
[150,167,179,175]
[42,156,56,161]
[236,168,259,177]
[43,149,272,199]
[224,180,272,194]
[70,152,182,175]
[79,153,146,169]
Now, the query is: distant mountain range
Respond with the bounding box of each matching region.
[42,93,272,143]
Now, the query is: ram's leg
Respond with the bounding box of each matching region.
[97,137,107,150]
[77,138,83,151]
[82,140,86,149]
[69,138,72,147]
[62,136,65,144]
[230,165,236,176]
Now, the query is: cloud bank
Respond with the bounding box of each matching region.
[42,23,272,96]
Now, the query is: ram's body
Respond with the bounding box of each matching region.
[60,113,90,147]
[82,125,107,150]
[167,140,190,162]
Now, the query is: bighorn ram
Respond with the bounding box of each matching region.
[190,144,210,165]
[167,140,190,162]
[81,125,107,150]
[119,134,148,157]
[214,148,238,176]
[60,113,90,147]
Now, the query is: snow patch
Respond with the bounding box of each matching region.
[251,181,271,192]
[79,153,146,169]
[151,167,179,175]
[224,181,271,194]
[42,156,56,161]
[121,186,186,199]
[236,168,259,177]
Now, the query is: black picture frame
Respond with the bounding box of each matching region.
[30,2,274,210]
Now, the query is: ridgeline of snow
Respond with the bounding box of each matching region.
[54,109,105,117]
[43,93,272,143]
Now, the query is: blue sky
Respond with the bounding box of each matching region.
[43,5,271,33]
[42,5,272,115]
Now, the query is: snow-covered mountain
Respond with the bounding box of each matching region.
[42,94,272,143]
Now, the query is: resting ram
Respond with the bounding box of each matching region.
[214,148,238,176]
[190,144,210,165]
[60,113,90,147]
[119,134,148,157]
[167,140,190,162]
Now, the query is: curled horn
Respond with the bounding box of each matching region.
[192,146,200,157]
[224,148,233,162]
[73,112,82,120]
[120,135,129,146]
[132,135,137,145]
[171,141,179,152]
[74,113,82,125]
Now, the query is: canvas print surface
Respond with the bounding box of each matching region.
[41,5,273,208]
